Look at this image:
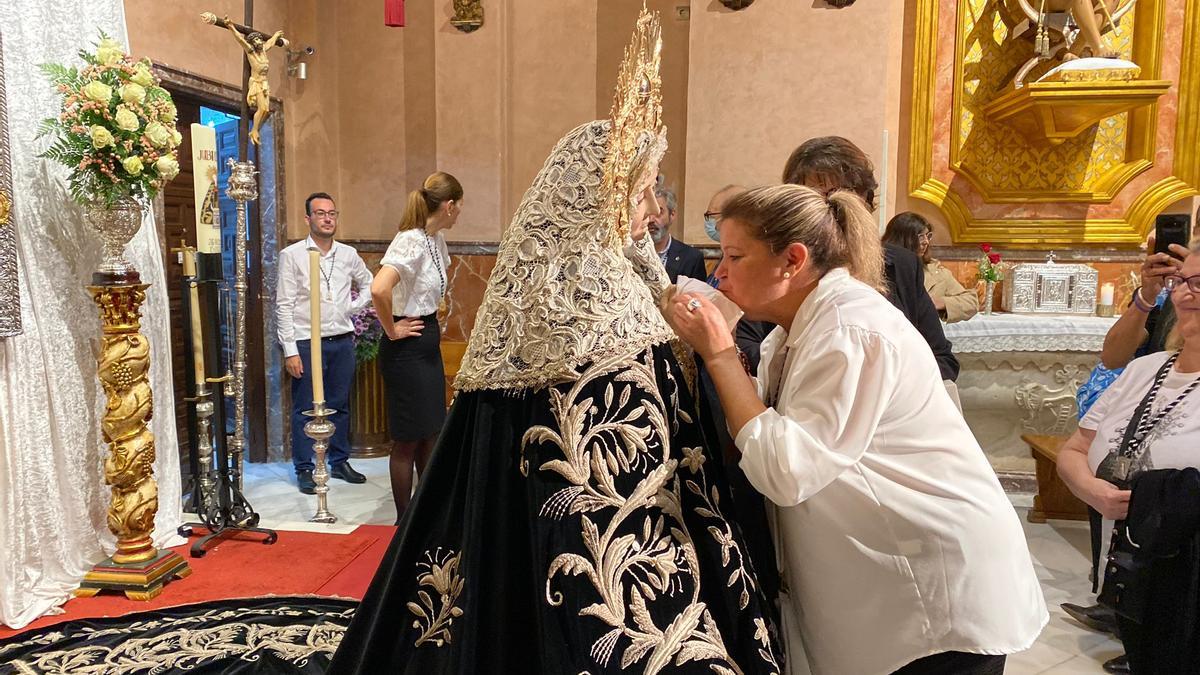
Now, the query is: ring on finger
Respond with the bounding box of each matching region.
[686,298,701,312]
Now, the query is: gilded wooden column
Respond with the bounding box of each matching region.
[76,283,190,600]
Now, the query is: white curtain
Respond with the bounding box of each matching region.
[0,0,183,629]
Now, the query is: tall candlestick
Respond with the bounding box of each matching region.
[182,249,205,382]
[309,248,325,404]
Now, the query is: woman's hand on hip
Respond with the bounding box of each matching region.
[1088,478,1131,520]
[666,293,734,360]
[388,317,424,340]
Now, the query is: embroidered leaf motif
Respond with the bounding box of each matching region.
[409,549,465,648]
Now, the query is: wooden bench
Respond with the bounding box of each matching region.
[1023,433,1089,523]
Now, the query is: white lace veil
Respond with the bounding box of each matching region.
[454,120,673,392]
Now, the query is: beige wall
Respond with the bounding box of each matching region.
[683,0,909,243]
[435,0,504,241]
[597,1,691,227]
[127,0,929,244]
[125,0,290,90]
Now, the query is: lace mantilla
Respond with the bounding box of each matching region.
[455,121,673,392]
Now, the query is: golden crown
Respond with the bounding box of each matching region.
[600,4,664,245]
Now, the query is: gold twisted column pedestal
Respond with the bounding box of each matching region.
[76,283,190,601]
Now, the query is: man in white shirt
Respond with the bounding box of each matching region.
[277,192,375,494]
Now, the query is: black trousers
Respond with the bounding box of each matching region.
[891,651,1006,675]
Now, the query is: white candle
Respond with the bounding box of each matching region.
[1100,282,1115,306]
[309,248,325,404]
[182,250,205,383]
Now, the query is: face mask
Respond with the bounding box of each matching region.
[704,216,720,242]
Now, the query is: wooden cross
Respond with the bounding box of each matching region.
[201,3,286,161]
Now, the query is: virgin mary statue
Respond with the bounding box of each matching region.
[330,9,782,674]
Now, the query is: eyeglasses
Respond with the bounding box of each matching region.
[1165,273,1200,293]
[703,211,720,220]
[311,209,339,219]
[917,231,934,242]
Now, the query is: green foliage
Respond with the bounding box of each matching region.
[36,31,181,208]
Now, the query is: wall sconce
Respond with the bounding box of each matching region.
[718,0,754,9]
[451,0,484,33]
[287,46,314,80]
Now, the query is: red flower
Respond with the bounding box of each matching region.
[980,243,992,253]
[988,252,1001,264]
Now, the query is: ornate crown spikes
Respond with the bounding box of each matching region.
[600,5,664,245]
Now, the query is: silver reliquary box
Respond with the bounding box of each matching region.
[1002,260,1098,314]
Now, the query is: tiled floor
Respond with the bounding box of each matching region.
[240,459,1120,674]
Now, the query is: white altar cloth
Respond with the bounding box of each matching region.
[944,313,1119,354]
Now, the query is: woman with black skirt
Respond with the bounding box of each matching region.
[371,171,463,522]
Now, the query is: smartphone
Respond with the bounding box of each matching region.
[1155,214,1191,255]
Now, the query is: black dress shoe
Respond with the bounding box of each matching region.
[1061,602,1118,635]
[330,461,367,484]
[297,470,316,495]
[1102,654,1130,674]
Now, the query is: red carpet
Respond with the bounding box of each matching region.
[0,524,394,641]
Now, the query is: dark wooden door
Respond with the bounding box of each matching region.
[163,98,202,480]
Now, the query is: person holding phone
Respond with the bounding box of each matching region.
[1061,212,1194,673]
[1100,214,1194,370]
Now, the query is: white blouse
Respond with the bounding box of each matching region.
[735,269,1047,675]
[380,228,450,318]
[1081,350,1200,476]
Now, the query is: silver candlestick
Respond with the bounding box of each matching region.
[225,159,257,492]
[193,382,220,523]
[303,402,338,523]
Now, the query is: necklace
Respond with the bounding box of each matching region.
[317,248,336,302]
[423,231,448,313]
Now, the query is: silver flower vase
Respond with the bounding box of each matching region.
[88,196,145,284]
[983,280,995,315]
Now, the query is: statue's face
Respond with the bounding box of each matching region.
[249,33,266,49]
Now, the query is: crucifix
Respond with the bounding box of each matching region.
[201,7,286,158]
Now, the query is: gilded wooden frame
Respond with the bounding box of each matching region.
[908,0,1200,245]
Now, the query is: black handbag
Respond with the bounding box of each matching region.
[1098,522,1152,623]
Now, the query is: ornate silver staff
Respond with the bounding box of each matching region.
[225,158,256,492]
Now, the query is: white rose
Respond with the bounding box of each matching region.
[169,128,183,147]
[159,100,177,124]
[155,155,180,181]
[81,80,113,103]
[130,64,154,88]
[144,122,172,148]
[119,83,146,105]
[95,38,124,66]
[114,106,139,132]
[122,155,144,176]
[90,125,114,149]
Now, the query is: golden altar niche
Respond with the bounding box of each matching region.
[907,0,1200,246]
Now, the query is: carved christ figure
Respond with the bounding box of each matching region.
[1048,0,1121,60]
[224,16,284,146]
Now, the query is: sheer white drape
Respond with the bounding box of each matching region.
[0,0,183,629]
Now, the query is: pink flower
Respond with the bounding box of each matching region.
[988,252,1001,264]
[980,243,992,253]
